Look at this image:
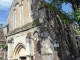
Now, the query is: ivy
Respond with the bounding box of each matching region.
[32,19,40,26]
[48,3,57,11]
[59,12,73,24]
[75,25,80,35]
[47,3,73,24]
[66,5,80,26]
[38,3,73,25]
[2,58,4,60]
[75,30,80,35]
[0,44,8,50]
[78,43,80,47]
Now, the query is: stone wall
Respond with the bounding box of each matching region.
[39,8,79,60]
[31,0,47,23]
[6,0,31,34]
[6,1,14,33]
[3,27,7,36]
[23,0,29,25]
[31,0,79,60]
[5,0,79,60]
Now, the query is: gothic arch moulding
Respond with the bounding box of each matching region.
[33,31,39,36]
[14,43,26,58]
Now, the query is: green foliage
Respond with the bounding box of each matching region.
[2,58,4,60]
[75,25,80,35]
[0,44,8,49]
[48,0,71,10]
[38,2,74,25]
[48,0,80,25]
[5,34,7,38]
[68,6,80,25]
[78,43,80,47]
[75,30,80,35]
[75,35,78,36]
[48,3,57,11]
[46,1,73,25]
[59,11,73,24]
[74,6,80,25]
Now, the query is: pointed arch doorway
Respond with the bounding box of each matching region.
[14,43,26,60]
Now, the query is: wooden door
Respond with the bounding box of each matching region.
[21,57,26,60]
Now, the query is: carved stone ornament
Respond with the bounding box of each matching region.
[7,40,12,43]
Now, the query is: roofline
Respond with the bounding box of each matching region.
[0,40,6,42]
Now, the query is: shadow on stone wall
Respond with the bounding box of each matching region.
[36,41,41,54]
[45,9,79,60]
[31,0,79,60]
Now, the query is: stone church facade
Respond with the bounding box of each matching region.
[3,0,79,60]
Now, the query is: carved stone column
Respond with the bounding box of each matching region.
[7,40,13,60]
[4,49,6,60]
[26,38,31,60]
[26,32,32,60]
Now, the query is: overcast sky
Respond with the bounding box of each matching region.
[0,0,73,27]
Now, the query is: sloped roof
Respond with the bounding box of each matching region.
[0,29,5,41]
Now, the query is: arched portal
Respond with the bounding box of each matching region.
[14,43,26,60]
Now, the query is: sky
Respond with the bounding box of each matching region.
[0,0,73,27]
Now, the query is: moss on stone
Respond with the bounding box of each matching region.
[10,18,51,35]
[21,22,33,30]
[41,53,51,55]
[38,3,58,11]
[32,19,39,26]
[10,19,40,35]
[11,37,14,40]
[42,21,47,25]
[38,3,47,10]
[48,29,51,32]
[11,27,20,34]
[40,28,51,33]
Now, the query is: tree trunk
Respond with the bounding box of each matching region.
[71,0,79,11]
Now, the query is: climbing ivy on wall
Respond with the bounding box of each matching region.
[47,3,73,25]
[75,25,80,47]
[75,25,80,36]
[58,12,73,24]
[39,3,74,25]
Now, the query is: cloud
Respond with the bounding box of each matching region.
[0,21,5,24]
[0,0,13,11]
